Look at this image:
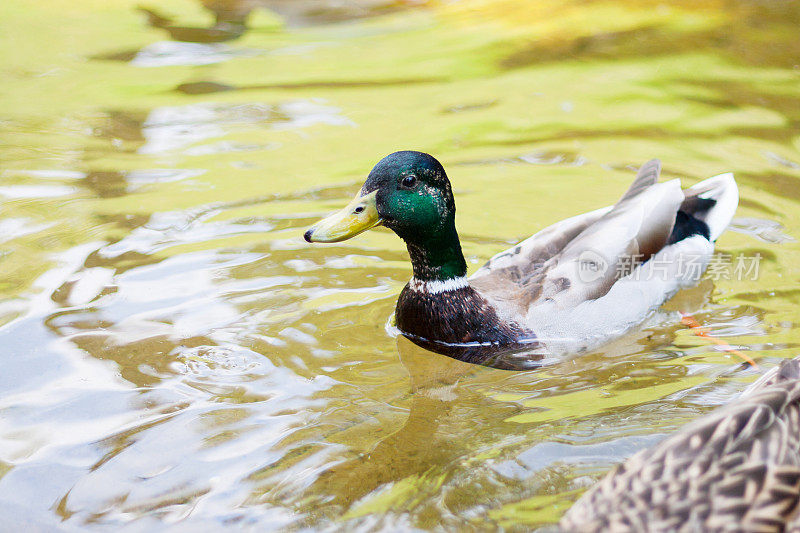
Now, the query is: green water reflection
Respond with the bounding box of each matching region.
[0,0,799,529]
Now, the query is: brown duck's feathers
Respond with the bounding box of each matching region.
[463,160,738,354]
[560,356,800,532]
[396,282,529,348]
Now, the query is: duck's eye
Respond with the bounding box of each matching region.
[401,175,417,189]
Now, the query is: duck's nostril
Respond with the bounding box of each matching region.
[354,206,364,214]
[303,229,313,243]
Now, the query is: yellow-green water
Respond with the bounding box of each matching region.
[1,0,799,529]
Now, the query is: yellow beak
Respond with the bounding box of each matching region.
[304,190,382,243]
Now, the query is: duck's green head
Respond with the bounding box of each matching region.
[305,151,466,281]
[304,151,456,244]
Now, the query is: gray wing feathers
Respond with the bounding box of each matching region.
[619,158,661,202]
[561,356,800,532]
[470,163,736,336]
[470,206,612,282]
[469,206,613,320]
[472,160,665,284]
[536,179,683,307]
[528,235,712,354]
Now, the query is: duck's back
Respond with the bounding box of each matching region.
[469,160,738,353]
[560,357,800,532]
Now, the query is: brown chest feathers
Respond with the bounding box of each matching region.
[395,282,535,353]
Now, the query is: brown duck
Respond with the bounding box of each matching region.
[562,355,800,531]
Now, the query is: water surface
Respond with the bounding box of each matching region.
[1,0,800,529]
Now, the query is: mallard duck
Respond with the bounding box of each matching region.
[304,151,738,361]
[561,355,800,531]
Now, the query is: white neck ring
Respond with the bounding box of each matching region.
[408,276,469,294]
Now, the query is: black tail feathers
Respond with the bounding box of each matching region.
[667,197,716,244]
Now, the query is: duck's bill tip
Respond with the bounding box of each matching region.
[304,190,381,243]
